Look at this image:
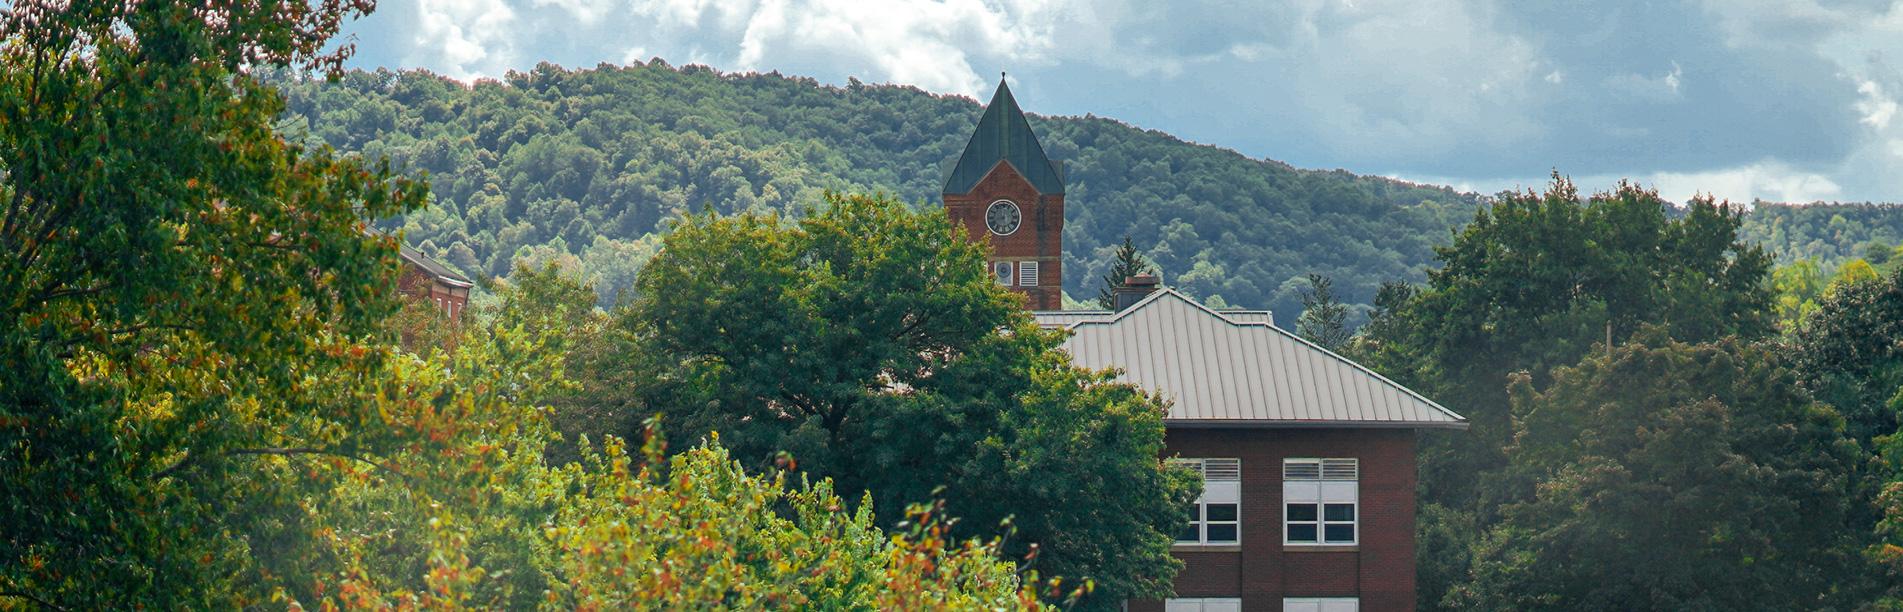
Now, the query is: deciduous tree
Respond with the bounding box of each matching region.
[1457,330,1864,610]
[616,192,1197,607]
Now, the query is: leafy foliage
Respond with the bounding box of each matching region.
[269,62,1483,317]
[1793,267,1903,443]
[613,192,1197,606]
[0,0,428,606]
[1457,331,1865,610]
[0,2,1050,607]
[1350,176,1787,608]
[1738,202,1903,267]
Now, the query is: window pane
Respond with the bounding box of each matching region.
[1208,524,1238,543]
[1286,503,1317,521]
[1325,524,1356,543]
[1287,524,1318,542]
[1178,524,1200,542]
[1188,502,1203,520]
[1324,504,1356,521]
[1207,503,1238,521]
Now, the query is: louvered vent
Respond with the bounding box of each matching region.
[1284,460,1321,481]
[1019,261,1040,286]
[1322,458,1358,480]
[1202,458,1240,481]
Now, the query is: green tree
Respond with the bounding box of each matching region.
[1770,258,1830,332]
[1096,235,1155,309]
[615,192,1197,607]
[279,289,1050,609]
[1794,266,1903,443]
[1351,175,1777,608]
[1296,273,1351,351]
[1358,176,1773,500]
[1457,330,1864,610]
[0,0,428,606]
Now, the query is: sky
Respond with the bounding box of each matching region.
[337,0,1903,204]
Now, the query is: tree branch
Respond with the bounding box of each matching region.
[153,446,406,481]
[0,590,68,611]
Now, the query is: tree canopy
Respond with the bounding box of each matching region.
[611,192,1197,606]
[1457,331,1864,610]
[0,2,1053,607]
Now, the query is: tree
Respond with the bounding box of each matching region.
[1794,266,1903,443]
[1296,273,1351,351]
[1770,258,1830,332]
[1457,330,1865,610]
[273,286,1051,609]
[0,0,428,606]
[614,192,1197,607]
[1350,175,1778,609]
[1096,235,1155,309]
[1356,176,1774,502]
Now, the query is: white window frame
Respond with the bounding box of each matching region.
[1166,597,1241,612]
[1284,458,1358,546]
[1018,260,1040,286]
[992,261,1014,286]
[1283,597,1358,612]
[1171,458,1240,545]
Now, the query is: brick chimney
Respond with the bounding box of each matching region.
[1112,273,1160,311]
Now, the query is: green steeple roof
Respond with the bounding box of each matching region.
[943,78,1065,196]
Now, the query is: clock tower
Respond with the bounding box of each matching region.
[943,77,1066,310]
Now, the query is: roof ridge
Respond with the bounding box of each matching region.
[1063,288,1466,425]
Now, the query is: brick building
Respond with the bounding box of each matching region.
[946,79,1466,612]
[396,241,473,320]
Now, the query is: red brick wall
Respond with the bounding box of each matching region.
[1134,427,1419,611]
[397,264,468,320]
[944,161,1064,310]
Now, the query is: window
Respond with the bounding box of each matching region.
[1284,458,1357,545]
[992,261,1014,285]
[1172,458,1240,544]
[1166,598,1241,612]
[1283,597,1358,612]
[1018,260,1040,286]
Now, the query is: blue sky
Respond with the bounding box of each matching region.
[337,0,1903,203]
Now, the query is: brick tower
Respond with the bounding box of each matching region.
[943,77,1065,310]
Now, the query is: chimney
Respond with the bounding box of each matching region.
[1112,274,1160,311]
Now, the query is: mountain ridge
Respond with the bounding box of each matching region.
[274,60,1903,321]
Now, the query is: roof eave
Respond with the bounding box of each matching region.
[1165,419,1471,431]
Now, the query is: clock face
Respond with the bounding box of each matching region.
[985,200,1022,236]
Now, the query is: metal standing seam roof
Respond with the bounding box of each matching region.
[942,78,1066,196]
[398,242,475,289]
[1031,290,1466,429]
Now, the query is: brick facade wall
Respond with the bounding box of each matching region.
[943,161,1064,310]
[1132,427,1419,612]
[397,264,468,320]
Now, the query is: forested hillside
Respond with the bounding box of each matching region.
[273,62,1480,318]
[1739,201,1903,265]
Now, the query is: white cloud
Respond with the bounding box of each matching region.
[532,0,621,24]
[1625,162,1842,204]
[411,0,518,79]
[1857,79,1897,130]
[618,0,1060,96]
[1397,161,1845,205]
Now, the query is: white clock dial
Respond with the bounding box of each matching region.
[985,200,1022,236]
